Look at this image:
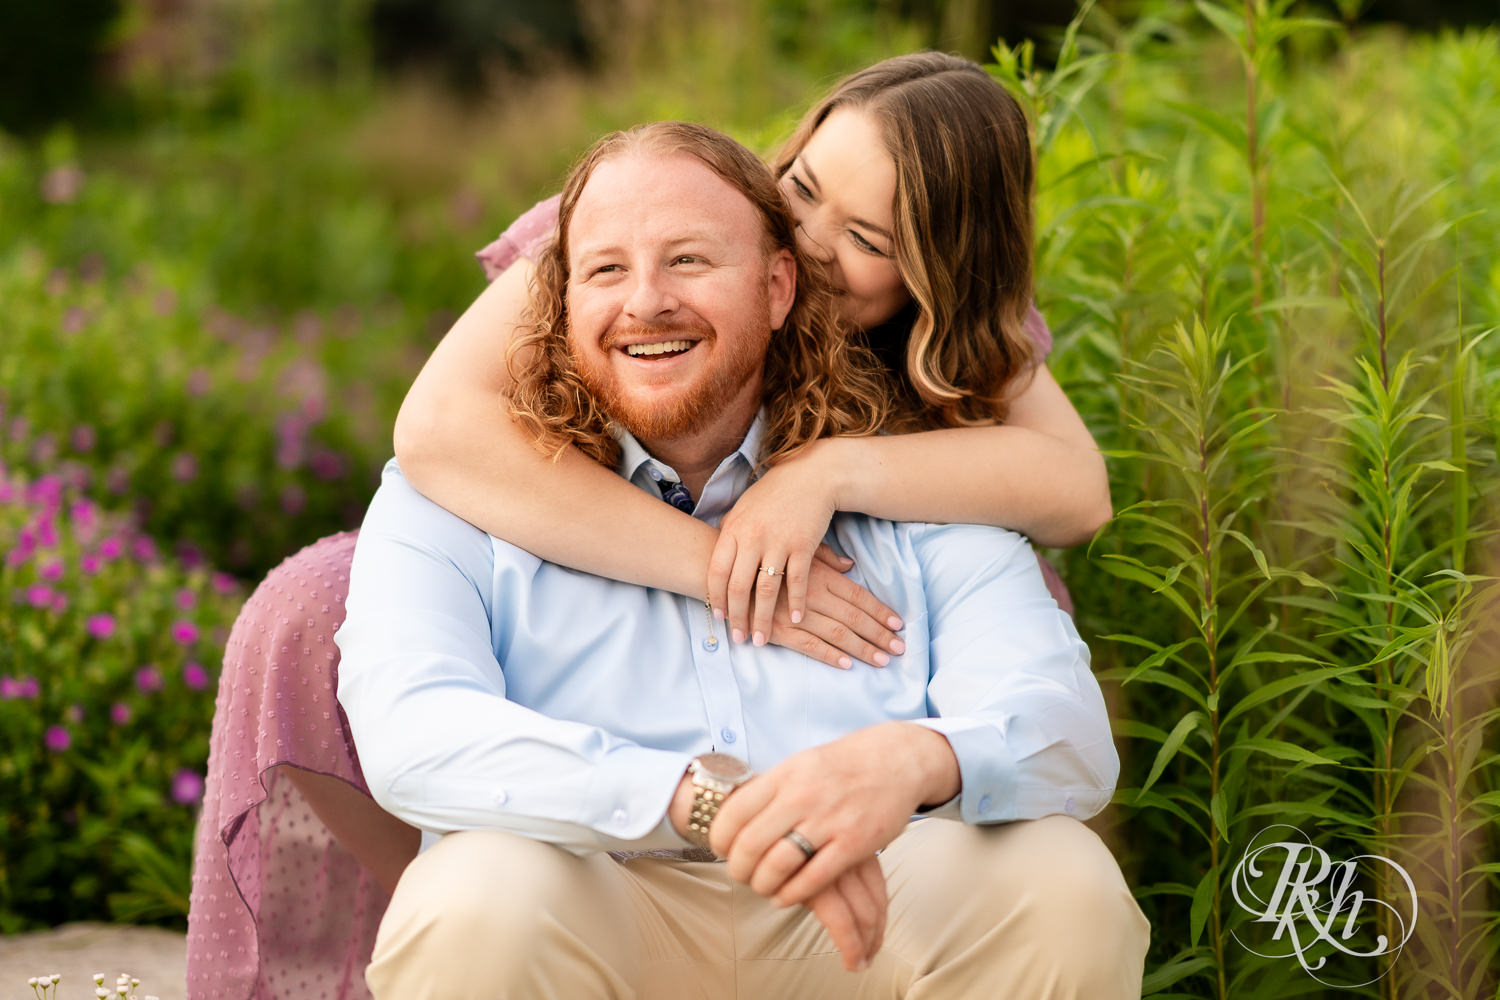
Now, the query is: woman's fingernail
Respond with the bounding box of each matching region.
[753,631,766,646]
[887,615,903,629]
[713,607,725,621]
[873,651,890,667]
[889,638,905,654]
[856,958,869,972]
[837,656,852,670]
[732,628,746,643]
[791,610,802,624]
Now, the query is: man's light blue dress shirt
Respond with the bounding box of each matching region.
[335,417,1117,854]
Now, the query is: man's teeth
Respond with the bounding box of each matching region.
[625,340,692,357]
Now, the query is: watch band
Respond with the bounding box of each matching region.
[684,754,752,850]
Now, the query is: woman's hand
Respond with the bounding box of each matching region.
[707,445,904,668]
[709,452,839,642]
[764,553,905,669]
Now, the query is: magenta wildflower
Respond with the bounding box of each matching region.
[171,620,200,645]
[187,368,211,397]
[134,666,163,693]
[80,552,102,574]
[106,466,130,494]
[44,725,71,752]
[40,559,64,581]
[176,588,198,610]
[212,572,237,595]
[171,452,199,483]
[26,584,54,608]
[36,516,59,548]
[0,677,19,700]
[71,424,97,452]
[280,485,306,515]
[0,478,13,503]
[183,661,209,690]
[309,451,345,481]
[171,769,205,805]
[50,593,68,614]
[111,702,132,725]
[60,308,87,335]
[40,164,84,203]
[99,536,124,560]
[66,703,84,723]
[177,543,204,570]
[86,613,116,639]
[132,536,157,562]
[19,676,39,699]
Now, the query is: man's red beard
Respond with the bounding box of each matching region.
[571,305,771,445]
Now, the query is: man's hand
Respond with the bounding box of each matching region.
[711,723,960,908]
[805,854,887,971]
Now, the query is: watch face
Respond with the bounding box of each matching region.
[696,752,752,783]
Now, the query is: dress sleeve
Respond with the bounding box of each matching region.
[474,193,562,281]
[1024,303,1054,363]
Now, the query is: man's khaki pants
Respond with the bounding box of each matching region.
[368,814,1151,999]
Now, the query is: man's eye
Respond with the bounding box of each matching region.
[673,255,701,265]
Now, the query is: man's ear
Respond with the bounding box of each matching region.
[766,248,796,329]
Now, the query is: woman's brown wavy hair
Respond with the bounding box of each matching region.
[507,121,890,471]
[774,52,1037,430]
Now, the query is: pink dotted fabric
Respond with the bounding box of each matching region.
[186,532,385,1000]
[475,194,560,280]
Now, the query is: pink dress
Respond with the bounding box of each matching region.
[184,196,1068,1000]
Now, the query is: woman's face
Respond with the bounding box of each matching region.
[780,107,911,331]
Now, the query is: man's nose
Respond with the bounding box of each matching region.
[623,271,679,320]
[795,220,835,264]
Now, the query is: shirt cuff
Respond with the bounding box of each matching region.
[583,745,695,848]
[909,716,1020,824]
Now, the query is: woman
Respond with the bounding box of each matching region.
[186,52,1109,1000]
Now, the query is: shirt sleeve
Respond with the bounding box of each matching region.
[905,523,1117,823]
[334,459,692,853]
[474,194,561,280]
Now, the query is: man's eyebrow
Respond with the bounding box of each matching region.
[798,157,895,243]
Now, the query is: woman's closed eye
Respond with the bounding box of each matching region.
[848,230,888,256]
[789,174,815,201]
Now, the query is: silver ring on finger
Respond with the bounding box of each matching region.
[783,828,817,861]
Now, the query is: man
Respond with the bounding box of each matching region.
[336,121,1149,998]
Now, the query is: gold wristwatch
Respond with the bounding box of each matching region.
[684,752,753,851]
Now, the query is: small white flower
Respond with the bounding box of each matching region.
[96,989,110,998]
[94,974,106,985]
[117,985,129,996]
[27,977,38,987]
[51,975,62,984]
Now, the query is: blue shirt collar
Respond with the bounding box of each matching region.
[614,413,766,526]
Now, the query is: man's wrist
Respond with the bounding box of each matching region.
[898,723,962,810]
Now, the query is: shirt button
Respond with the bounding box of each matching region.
[493,789,508,806]
[1064,796,1076,815]
[611,808,628,826]
[647,468,663,482]
[703,636,719,652]
[978,795,992,814]
[719,727,737,744]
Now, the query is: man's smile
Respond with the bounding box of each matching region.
[623,339,697,358]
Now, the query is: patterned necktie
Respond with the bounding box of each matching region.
[657,478,696,514]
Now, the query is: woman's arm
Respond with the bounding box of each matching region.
[711,364,1110,640]
[393,262,903,667]
[394,262,718,594]
[830,365,1112,546]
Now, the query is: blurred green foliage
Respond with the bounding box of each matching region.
[1,2,1497,997]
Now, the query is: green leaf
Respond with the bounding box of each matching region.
[1190,866,1217,948]
[1138,712,1205,800]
